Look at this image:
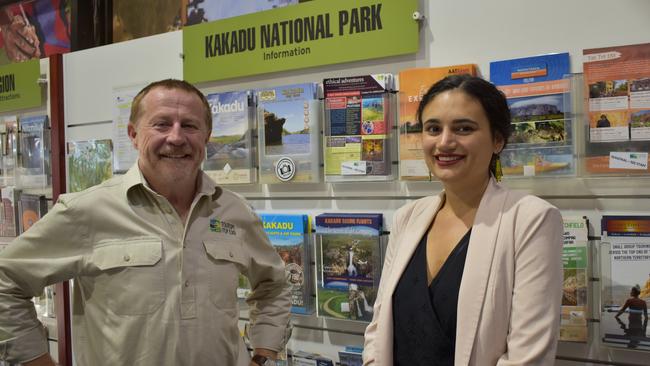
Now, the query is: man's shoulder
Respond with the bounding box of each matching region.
[58,174,127,207]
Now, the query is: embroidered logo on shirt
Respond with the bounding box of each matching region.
[210,219,236,235]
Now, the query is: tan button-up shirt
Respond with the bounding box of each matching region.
[0,164,290,365]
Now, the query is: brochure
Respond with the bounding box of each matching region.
[256,83,320,183]
[490,53,575,177]
[583,43,650,174]
[315,213,382,322]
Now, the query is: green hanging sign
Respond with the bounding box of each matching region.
[183,0,419,83]
[0,59,41,113]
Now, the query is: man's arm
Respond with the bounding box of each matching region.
[0,197,88,364]
[241,208,291,358]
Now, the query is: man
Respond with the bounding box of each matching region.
[0,79,290,366]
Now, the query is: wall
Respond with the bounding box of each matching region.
[61,0,650,364]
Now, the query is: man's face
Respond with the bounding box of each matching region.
[128,87,210,187]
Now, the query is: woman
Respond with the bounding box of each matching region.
[363,75,563,365]
[615,286,648,348]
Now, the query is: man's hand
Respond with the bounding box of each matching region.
[23,353,56,366]
[249,348,278,366]
[0,9,40,62]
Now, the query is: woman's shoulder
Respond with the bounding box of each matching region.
[495,184,559,215]
[396,195,440,217]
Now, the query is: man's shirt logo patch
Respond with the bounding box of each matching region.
[210,219,236,235]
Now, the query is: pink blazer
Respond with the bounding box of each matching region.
[363,179,563,365]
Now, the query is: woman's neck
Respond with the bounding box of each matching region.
[440,177,490,223]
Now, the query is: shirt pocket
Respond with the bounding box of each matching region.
[91,237,164,316]
[203,238,247,311]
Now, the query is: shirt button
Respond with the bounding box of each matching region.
[123,254,131,262]
[229,251,234,258]
[163,206,173,214]
[184,280,190,287]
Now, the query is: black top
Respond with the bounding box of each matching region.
[392,229,471,366]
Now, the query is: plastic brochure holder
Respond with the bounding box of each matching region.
[17,193,48,234]
[258,213,314,315]
[582,42,650,176]
[490,53,577,178]
[559,216,590,343]
[66,139,114,193]
[204,90,257,185]
[599,215,650,351]
[0,116,18,187]
[0,186,20,237]
[314,213,383,322]
[323,74,396,182]
[17,115,51,190]
[256,83,322,184]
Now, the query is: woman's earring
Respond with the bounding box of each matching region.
[494,154,503,182]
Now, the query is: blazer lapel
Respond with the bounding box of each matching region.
[455,179,508,365]
[382,194,443,306]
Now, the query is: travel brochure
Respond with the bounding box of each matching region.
[0,116,18,186]
[583,42,650,174]
[204,90,255,184]
[17,193,47,234]
[601,216,650,351]
[560,217,589,342]
[18,115,50,188]
[67,140,113,193]
[323,74,394,182]
[258,213,313,314]
[491,53,575,177]
[256,83,320,183]
[112,85,142,173]
[315,213,382,322]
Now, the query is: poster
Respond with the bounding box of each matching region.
[601,216,650,350]
[560,217,589,342]
[0,1,71,64]
[583,43,650,174]
[113,0,182,42]
[112,85,142,173]
[185,0,297,25]
[490,53,575,177]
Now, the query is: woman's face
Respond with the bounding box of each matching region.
[421,89,504,188]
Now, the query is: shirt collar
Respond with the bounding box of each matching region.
[123,162,220,199]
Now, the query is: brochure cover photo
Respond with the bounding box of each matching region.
[204,90,255,184]
[601,216,650,350]
[257,83,320,183]
[323,74,394,182]
[315,213,382,322]
[67,140,113,193]
[490,53,575,177]
[583,43,650,174]
[560,217,589,342]
[259,213,313,314]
